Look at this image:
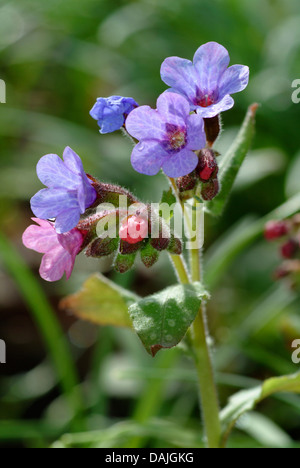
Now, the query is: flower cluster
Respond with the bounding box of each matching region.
[265,216,300,287]
[23,41,249,282]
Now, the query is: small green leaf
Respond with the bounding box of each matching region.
[206,103,258,217]
[221,371,300,447]
[159,188,176,221]
[128,282,209,356]
[60,273,138,328]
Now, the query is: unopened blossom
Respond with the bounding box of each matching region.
[160,41,249,118]
[119,215,148,244]
[22,218,83,282]
[90,96,139,134]
[125,92,206,177]
[30,147,97,234]
[264,220,288,240]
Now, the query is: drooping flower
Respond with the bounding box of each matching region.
[22,218,83,282]
[160,41,249,118]
[125,92,206,177]
[90,96,139,134]
[30,147,97,234]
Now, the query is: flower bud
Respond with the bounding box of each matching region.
[201,178,220,201]
[198,149,218,182]
[280,239,298,259]
[274,264,291,279]
[176,173,197,193]
[114,253,136,274]
[119,215,148,244]
[167,235,182,255]
[119,239,143,255]
[85,237,118,258]
[264,220,288,241]
[140,242,159,268]
[87,176,138,206]
[203,115,221,147]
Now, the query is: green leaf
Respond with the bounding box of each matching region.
[60,273,138,328]
[206,103,258,217]
[221,371,300,447]
[53,418,203,448]
[238,411,293,448]
[159,188,176,221]
[128,282,209,356]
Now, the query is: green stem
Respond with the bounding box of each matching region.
[168,180,221,448]
[169,253,190,284]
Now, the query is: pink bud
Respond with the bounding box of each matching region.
[264,220,288,240]
[119,216,148,244]
[198,149,218,182]
[280,239,298,259]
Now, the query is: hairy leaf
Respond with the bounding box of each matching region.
[129,282,209,356]
[206,103,258,216]
[60,273,138,328]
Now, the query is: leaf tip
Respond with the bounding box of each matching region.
[150,344,164,357]
[249,102,259,117]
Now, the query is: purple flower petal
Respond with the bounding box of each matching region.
[219,64,249,98]
[162,148,198,178]
[131,140,169,176]
[32,148,97,234]
[186,113,206,150]
[36,154,80,189]
[99,114,125,134]
[90,96,138,134]
[160,57,198,102]
[195,95,234,118]
[126,106,166,141]
[31,188,79,220]
[193,42,230,93]
[63,146,85,176]
[156,92,190,127]
[55,209,81,234]
[160,42,249,118]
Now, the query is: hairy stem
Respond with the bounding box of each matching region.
[168,178,221,448]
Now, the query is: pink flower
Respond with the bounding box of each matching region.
[22,218,83,282]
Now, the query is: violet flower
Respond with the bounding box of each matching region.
[160,41,249,118]
[90,96,138,134]
[22,218,83,282]
[30,147,97,234]
[125,92,206,177]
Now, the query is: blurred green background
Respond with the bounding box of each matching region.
[0,0,300,448]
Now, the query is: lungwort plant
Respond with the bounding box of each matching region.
[22,42,300,448]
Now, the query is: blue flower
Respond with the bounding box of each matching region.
[160,42,249,118]
[30,147,97,234]
[125,92,206,178]
[90,96,138,134]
